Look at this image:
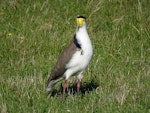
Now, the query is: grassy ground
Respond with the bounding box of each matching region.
[0,0,150,113]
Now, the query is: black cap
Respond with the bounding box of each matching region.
[76,15,86,19]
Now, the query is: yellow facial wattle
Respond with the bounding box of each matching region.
[76,18,85,27]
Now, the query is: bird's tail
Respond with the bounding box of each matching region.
[46,80,54,92]
[46,77,63,92]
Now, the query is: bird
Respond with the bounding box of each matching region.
[46,15,93,100]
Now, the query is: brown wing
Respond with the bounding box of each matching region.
[46,41,77,85]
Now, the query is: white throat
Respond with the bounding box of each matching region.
[76,23,93,53]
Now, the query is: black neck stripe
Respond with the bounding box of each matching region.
[73,34,81,49]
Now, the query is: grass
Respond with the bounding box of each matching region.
[0,0,150,113]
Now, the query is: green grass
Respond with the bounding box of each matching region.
[0,0,150,113]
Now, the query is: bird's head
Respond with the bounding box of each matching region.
[76,16,86,27]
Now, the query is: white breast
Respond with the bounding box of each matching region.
[66,26,93,74]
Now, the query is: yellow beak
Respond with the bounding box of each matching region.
[76,18,85,27]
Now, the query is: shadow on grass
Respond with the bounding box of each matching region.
[48,79,99,97]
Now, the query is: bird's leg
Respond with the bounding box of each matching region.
[77,79,81,95]
[62,80,67,102]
